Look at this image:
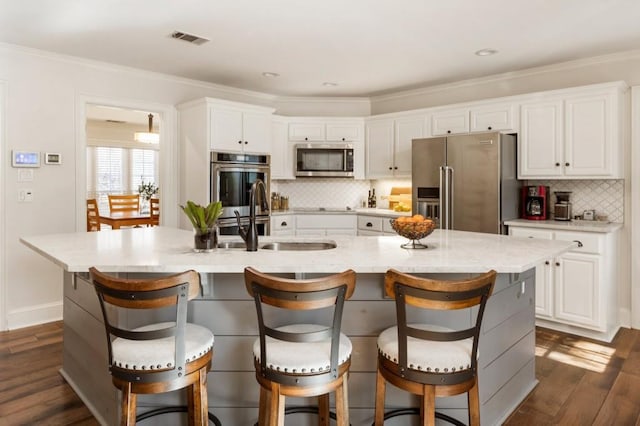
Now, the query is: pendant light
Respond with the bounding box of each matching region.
[134,113,159,144]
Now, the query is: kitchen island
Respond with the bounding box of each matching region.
[21,227,575,426]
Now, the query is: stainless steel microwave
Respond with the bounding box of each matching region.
[295,144,354,177]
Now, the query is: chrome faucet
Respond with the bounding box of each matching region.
[235,179,269,251]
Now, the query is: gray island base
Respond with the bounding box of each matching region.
[21,227,575,425]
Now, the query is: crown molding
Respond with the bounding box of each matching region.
[0,42,278,102]
[275,96,370,104]
[371,49,640,103]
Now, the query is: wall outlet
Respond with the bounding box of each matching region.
[18,189,33,202]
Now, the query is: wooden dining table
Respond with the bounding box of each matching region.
[98,211,153,229]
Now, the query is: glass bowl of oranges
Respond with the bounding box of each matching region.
[390,215,436,249]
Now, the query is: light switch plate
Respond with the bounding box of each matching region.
[18,169,34,182]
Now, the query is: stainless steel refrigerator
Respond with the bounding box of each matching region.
[411,132,520,234]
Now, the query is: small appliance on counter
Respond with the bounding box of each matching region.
[554,191,573,221]
[521,186,550,220]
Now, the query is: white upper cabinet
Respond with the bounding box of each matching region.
[210,105,272,154]
[288,122,325,141]
[271,116,294,180]
[288,120,362,142]
[469,102,515,133]
[366,114,426,178]
[518,82,626,179]
[431,102,515,136]
[431,108,469,135]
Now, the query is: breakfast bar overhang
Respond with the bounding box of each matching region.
[21,227,575,426]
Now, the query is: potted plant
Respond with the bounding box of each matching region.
[180,200,223,252]
[138,180,159,213]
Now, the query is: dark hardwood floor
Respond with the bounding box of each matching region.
[1,321,639,425]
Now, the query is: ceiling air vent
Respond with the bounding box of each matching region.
[170,31,209,45]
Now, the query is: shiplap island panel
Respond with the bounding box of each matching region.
[21,227,574,426]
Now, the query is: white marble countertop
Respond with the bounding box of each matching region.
[20,226,575,274]
[505,218,623,233]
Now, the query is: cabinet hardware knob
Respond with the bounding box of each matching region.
[447,130,452,134]
[555,162,560,167]
[238,140,242,144]
[281,221,287,226]
[244,141,248,144]
[388,167,393,170]
[545,260,550,265]
[394,166,398,170]
[305,137,308,141]
[488,126,492,130]
[573,240,583,247]
[366,222,373,227]
[342,138,345,141]
[555,262,560,267]
[565,162,570,166]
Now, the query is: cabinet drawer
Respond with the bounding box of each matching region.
[271,215,295,231]
[554,230,602,254]
[509,227,553,240]
[296,214,356,229]
[358,216,383,232]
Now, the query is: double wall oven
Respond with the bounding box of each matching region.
[210,152,270,236]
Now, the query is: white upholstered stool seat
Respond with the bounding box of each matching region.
[253,323,352,373]
[377,324,472,373]
[113,322,214,371]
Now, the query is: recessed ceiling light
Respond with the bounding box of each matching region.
[475,48,498,57]
[322,82,338,87]
[262,72,279,78]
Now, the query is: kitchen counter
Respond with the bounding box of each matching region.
[21,226,574,274]
[271,207,411,218]
[505,218,622,233]
[21,227,574,426]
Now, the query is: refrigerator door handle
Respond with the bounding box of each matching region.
[448,167,454,229]
[439,166,445,229]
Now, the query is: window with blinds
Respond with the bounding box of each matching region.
[87,146,158,213]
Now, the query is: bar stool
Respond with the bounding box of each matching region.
[374,269,497,426]
[90,267,221,426]
[243,267,356,426]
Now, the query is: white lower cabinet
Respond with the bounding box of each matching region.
[295,214,357,236]
[357,215,396,236]
[270,214,295,236]
[509,226,618,341]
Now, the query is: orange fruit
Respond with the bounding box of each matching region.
[412,214,425,222]
[396,217,408,223]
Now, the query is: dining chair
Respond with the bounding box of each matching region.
[90,267,220,426]
[86,198,101,232]
[149,197,160,226]
[108,194,140,214]
[243,266,356,426]
[374,269,497,426]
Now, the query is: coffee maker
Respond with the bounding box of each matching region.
[521,186,550,220]
[554,191,572,221]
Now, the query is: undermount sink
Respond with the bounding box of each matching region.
[217,240,337,251]
[260,241,337,251]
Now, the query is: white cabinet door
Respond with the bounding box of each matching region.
[564,93,614,177]
[394,115,425,177]
[431,108,469,135]
[288,123,325,141]
[470,103,515,133]
[271,118,294,179]
[211,107,244,152]
[554,252,602,330]
[519,100,564,178]
[326,123,362,141]
[508,227,554,318]
[365,119,395,178]
[242,111,272,154]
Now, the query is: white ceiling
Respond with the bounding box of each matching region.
[2,0,640,97]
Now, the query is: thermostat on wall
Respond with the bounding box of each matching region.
[12,150,40,168]
[45,152,62,165]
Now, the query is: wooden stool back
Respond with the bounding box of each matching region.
[90,268,214,425]
[375,269,497,426]
[108,194,140,214]
[149,197,160,226]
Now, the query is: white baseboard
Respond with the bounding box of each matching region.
[7,301,63,330]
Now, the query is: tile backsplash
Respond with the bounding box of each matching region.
[526,179,624,223]
[272,178,624,223]
[272,179,371,209]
